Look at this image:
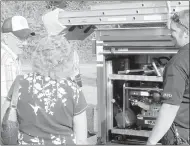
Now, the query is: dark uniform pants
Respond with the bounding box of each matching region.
[161,124,189,145]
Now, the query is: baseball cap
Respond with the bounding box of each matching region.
[2,16,35,40]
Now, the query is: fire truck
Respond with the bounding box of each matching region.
[44,1,189,144]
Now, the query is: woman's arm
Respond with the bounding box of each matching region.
[1,83,14,124]
[1,75,21,124]
[1,99,11,124]
[73,110,88,145]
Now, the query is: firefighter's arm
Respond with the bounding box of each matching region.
[147,63,187,145]
[147,103,179,145]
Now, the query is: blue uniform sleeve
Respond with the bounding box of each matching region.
[161,64,186,105]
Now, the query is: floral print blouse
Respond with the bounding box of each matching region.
[7,72,87,145]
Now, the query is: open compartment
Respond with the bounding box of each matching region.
[104,53,176,144]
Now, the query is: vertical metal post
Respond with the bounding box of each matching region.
[124,58,130,109]
[96,41,107,144]
[122,83,126,128]
[122,58,130,128]
[106,60,113,141]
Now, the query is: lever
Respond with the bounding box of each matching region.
[152,61,162,77]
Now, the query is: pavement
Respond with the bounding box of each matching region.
[80,63,97,106]
[79,63,98,134]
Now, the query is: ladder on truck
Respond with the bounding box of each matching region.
[43,1,189,40]
[58,1,189,26]
[48,1,189,40]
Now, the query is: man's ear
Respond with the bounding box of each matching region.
[183,29,189,38]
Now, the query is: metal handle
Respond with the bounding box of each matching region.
[152,62,162,77]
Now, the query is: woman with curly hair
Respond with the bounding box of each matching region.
[1,35,88,145]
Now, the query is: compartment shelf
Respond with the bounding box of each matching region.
[109,74,163,82]
[111,128,151,137]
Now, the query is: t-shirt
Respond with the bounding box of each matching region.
[162,43,189,129]
[7,72,88,145]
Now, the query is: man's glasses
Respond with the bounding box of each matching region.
[171,13,188,30]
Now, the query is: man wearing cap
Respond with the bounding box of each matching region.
[147,9,189,145]
[2,16,35,40]
[2,16,35,74]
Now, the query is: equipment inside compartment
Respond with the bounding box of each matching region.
[107,54,173,131]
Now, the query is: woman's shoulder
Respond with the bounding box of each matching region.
[58,78,81,93]
[21,73,79,89]
[23,72,35,79]
[59,78,77,88]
